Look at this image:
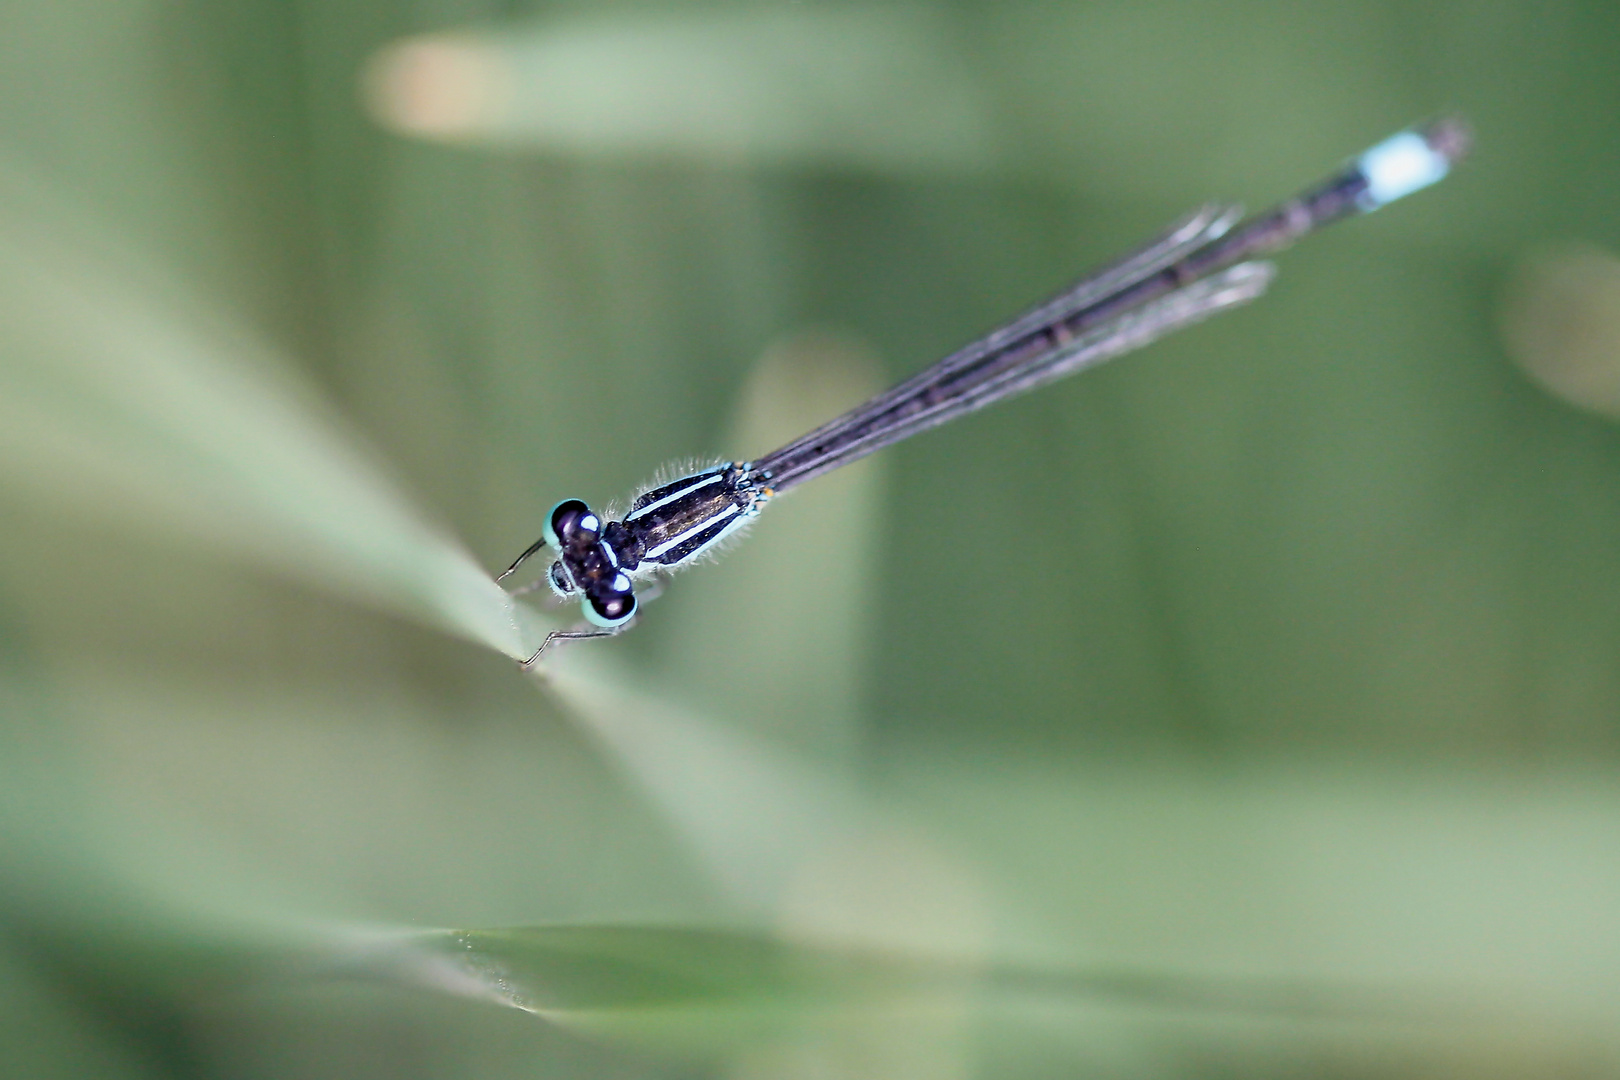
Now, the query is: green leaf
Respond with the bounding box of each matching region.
[397,922,1517,1063]
[541,650,864,913]
[0,158,549,661]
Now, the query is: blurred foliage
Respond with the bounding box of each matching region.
[3,0,1620,1078]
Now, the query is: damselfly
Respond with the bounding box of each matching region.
[499,119,1469,666]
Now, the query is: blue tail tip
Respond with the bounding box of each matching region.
[1357,116,1471,210]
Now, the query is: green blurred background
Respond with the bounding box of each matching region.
[3,0,1620,1077]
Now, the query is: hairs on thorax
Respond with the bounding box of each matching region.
[606,457,766,579]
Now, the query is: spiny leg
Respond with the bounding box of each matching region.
[496,536,549,583]
[520,625,627,670]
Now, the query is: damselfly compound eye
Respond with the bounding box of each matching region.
[544,499,598,548]
[583,572,637,627]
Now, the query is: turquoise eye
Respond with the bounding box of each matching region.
[544,499,595,548]
[582,572,637,627]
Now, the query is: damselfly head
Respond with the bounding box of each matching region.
[538,497,641,626]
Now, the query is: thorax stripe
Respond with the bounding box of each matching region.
[643,501,741,559]
[624,471,727,522]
